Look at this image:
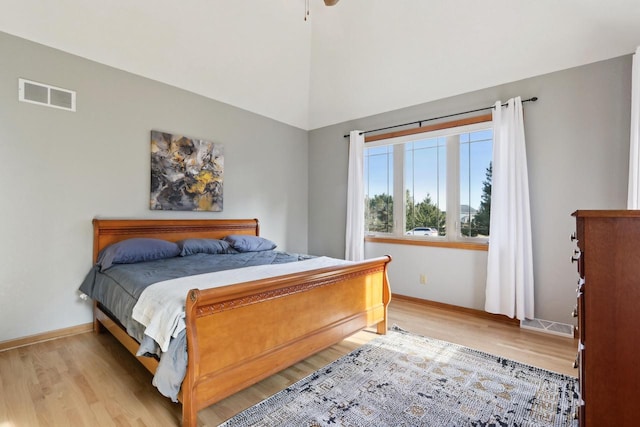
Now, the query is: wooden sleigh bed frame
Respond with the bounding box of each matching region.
[90,218,392,427]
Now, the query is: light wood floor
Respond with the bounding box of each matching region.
[0,298,577,426]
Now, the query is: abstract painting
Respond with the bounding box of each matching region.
[150,130,224,211]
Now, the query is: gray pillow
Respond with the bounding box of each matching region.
[223,235,277,252]
[97,238,180,271]
[177,238,237,256]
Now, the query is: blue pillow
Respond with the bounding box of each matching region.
[223,235,277,252]
[177,238,237,256]
[97,238,181,271]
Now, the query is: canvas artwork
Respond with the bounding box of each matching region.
[150,130,224,211]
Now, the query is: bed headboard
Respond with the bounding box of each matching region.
[92,218,260,262]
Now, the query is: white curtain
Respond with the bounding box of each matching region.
[628,46,640,208]
[345,130,365,261]
[485,97,534,320]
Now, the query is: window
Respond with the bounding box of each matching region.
[364,118,493,244]
[459,129,492,238]
[364,145,394,233]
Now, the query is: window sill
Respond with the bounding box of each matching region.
[364,236,489,251]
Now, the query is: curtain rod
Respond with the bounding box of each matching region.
[343,96,538,138]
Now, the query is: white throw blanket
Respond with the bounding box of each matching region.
[132,257,351,352]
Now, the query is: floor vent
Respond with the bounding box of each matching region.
[520,318,574,338]
[18,78,76,111]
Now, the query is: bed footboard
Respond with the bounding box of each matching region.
[181,255,392,427]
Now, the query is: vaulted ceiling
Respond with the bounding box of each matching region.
[2,0,640,130]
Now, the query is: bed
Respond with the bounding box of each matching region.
[84,218,392,427]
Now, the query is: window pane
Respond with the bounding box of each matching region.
[404,137,447,236]
[364,145,393,233]
[460,130,492,237]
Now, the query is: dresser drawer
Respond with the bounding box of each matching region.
[572,210,640,426]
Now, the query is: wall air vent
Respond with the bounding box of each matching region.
[18,78,76,112]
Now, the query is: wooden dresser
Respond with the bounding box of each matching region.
[571,210,640,426]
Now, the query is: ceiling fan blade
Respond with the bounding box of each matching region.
[324,0,339,5]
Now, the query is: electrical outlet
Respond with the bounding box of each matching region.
[419,274,427,285]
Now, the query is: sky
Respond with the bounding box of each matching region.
[364,128,492,212]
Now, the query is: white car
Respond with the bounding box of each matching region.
[406,227,438,236]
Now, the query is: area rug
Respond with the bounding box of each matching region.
[220,327,578,427]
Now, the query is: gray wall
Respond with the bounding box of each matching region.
[309,56,631,323]
[0,32,309,342]
[0,29,632,341]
